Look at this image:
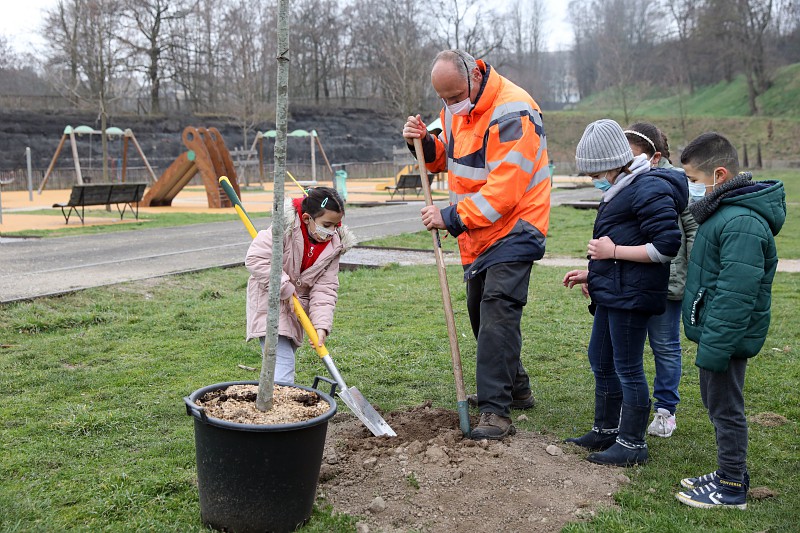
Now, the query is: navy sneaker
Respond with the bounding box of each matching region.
[676,479,747,510]
[680,470,750,491]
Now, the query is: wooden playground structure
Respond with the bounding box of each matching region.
[141,126,242,208]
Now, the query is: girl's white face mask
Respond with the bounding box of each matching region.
[309,218,336,241]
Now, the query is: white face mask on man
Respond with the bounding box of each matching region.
[445,97,473,116]
[444,56,475,116]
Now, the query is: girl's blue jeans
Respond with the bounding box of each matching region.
[258,335,297,384]
[646,299,682,414]
[588,304,651,408]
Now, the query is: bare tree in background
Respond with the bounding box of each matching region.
[336,2,358,101]
[167,2,224,110]
[350,0,433,116]
[504,0,547,95]
[432,0,504,57]
[118,0,194,114]
[569,0,600,99]
[220,0,275,146]
[735,0,774,115]
[43,0,134,181]
[588,0,657,123]
[0,36,20,70]
[293,0,341,102]
[43,0,84,98]
[664,0,698,93]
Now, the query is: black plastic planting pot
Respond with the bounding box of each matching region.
[184,379,337,533]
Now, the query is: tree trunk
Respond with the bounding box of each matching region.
[101,102,109,182]
[257,0,291,412]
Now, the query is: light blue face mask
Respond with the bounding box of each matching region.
[688,182,706,203]
[593,177,612,192]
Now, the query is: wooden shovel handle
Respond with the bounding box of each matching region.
[412,138,467,403]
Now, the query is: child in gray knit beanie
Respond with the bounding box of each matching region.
[576,119,634,175]
[563,118,688,469]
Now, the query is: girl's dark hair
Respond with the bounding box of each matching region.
[302,186,344,218]
[625,122,670,160]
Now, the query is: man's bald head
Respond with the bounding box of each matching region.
[431,49,481,106]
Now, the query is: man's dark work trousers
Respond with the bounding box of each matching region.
[466,261,533,417]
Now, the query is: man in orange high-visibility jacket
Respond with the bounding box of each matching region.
[403,49,551,440]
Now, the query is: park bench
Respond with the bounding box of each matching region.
[53,182,148,225]
[385,173,435,201]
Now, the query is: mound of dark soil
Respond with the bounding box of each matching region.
[319,401,623,532]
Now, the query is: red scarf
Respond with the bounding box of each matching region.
[293,197,331,271]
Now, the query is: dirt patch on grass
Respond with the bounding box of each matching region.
[749,412,789,427]
[319,401,622,532]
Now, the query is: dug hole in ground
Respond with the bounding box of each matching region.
[318,402,625,532]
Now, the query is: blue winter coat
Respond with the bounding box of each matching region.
[588,168,688,313]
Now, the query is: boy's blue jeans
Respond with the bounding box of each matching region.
[700,357,749,483]
[588,304,651,408]
[646,299,682,414]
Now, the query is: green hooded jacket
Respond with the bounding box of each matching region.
[682,175,786,372]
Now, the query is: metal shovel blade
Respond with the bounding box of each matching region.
[338,387,397,437]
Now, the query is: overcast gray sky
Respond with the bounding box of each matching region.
[1,0,573,56]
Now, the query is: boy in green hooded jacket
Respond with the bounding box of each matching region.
[676,132,786,510]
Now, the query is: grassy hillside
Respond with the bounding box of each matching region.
[573,63,800,119]
[545,113,800,172]
[543,64,800,171]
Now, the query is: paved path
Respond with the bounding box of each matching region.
[2,189,796,303]
[0,202,435,303]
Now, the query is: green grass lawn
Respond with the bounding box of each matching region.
[2,210,272,238]
[0,171,797,531]
[0,265,797,531]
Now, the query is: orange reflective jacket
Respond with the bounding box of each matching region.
[423,61,551,266]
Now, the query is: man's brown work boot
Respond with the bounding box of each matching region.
[470,412,516,440]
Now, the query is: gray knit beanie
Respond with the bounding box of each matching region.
[575,119,634,174]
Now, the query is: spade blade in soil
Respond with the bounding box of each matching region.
[338,387,397,437]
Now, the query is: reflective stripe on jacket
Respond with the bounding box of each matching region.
[421,60,550,266]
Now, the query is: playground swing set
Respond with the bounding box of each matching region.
[249,129,349,199]
[38,125,158,193]
[41,124,246,209]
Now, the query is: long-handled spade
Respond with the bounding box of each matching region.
[219,176,396,437]
[412,139,471,437]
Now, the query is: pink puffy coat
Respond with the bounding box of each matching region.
[245,200,356,347]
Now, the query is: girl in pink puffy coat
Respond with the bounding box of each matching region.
[245,187,355,383]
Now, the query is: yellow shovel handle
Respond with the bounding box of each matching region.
[292,296,329,358]
[218,176,329,360]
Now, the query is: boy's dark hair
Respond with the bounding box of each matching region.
[625,122,669,160]
[302,186,344,218]
[680,132,739,175]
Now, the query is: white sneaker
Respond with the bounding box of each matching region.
[647,408,676,438]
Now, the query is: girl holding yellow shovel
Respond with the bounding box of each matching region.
[245,186,355,384]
